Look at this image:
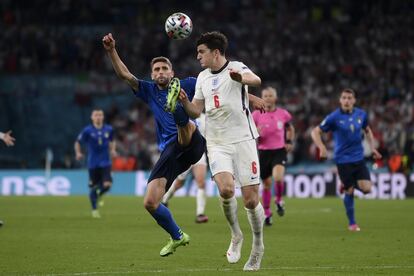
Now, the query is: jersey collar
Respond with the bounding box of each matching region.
[339,108,354,114]
[211,60,229,74]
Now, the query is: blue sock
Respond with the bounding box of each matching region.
[150,204,182,240]
[89,187,98,210]
[343,193,356,225]
[172,103,189,127]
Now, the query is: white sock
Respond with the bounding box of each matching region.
[245,202,265,251]
[196,188,207,216]
[221,196,242,238]
[162,182,176,204]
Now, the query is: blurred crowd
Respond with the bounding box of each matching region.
[1,0,413,171]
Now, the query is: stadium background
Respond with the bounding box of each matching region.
[1,1,414,275]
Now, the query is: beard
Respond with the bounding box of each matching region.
[155,76,170,87]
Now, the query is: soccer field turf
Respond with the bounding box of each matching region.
[1,196,413,275]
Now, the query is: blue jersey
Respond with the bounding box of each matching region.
[319,107,368,164]
[77,124,114,169]
[133,77,196,151]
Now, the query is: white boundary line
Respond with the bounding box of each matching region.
[24,265,414,276]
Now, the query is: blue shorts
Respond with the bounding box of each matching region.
[148,128,206,190]
[337,160,370,189]
[88,166,113,187]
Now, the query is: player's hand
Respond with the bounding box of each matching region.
[229,69,242,83]
[110,150,118,158]
[318,146,328,161]
[178,89,189,103]
[1,130,15,146]
[250,96,266,113]
[102,33,115,51]
[285,143,293,153]
[75,152,84,161]
[372,149,382,160]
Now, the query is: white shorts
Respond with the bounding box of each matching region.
[176,153,208,181]
[207,139,260,187]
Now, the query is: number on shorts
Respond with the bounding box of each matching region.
[252,161,257,174]
[214,95,220,108]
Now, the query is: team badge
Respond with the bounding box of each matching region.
[105,132,109,138]
[277,121,284,129]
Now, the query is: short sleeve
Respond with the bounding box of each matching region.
[133,80,153,103]
[109,126,114,141]
[362,111,368,129]
[284,109,292,123]
[231,61,252,74]
[194,75,204,100]
[319,113,335,132]
[77,128,88,144]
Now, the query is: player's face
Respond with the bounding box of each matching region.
[91,110,104,126]
[339,92,356,111]
[262,89,277,107]
[197,44,215,69]
[151,62,174,87]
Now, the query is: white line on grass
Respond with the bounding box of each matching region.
[32,265,414,276]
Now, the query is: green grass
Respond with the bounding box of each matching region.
[1,196,414,275]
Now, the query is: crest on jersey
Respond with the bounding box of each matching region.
[277,121,284,129]
[321,119,326,126]
[212,77,219,88]
[105,132,109,138]
[357,118,362,124]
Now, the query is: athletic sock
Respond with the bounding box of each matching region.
[275,181,284,204]
[162,182,177,204]
[89,186,99,210]
[150,204,182,240]
[221,196,242,238]
[245,202,265,250]
[261,188,272,217]
[98,185,110,196]
[343,193,356,225]
[196,188,207,215]
[173,103,189,127]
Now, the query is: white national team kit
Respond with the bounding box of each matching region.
[194,60,260,186]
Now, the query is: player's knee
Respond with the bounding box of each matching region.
[103,181,112,188]
[244,197,259,209]
[143,197,159,212]
[360,183,372,194]
[219,187,234,199]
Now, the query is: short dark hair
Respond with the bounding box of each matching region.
[341,88,356,98]
[196,31,228,55]
[150,56,172,69]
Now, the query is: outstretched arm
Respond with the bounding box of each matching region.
[364,126,382,159]
[311,126,328,160]
[0,130,15,146]
[102,33,139,91]
[229,69,261,87]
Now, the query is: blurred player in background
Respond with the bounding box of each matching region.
[252,87,295,225]
[75,109,116,218]
[162,112,209,223]
[180,31,266,271]
[102,33,206,256]
[0,130,16,227]
[311,88,382,232]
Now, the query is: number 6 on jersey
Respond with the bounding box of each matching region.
[214,95,220,108]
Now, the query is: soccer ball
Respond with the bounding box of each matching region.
[165,12,193,40]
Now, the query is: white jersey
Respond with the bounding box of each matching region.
[194,60,259,146]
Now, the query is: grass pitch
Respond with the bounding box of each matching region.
[1,196,413,275]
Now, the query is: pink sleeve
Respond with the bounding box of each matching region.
[284,109,292,123]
